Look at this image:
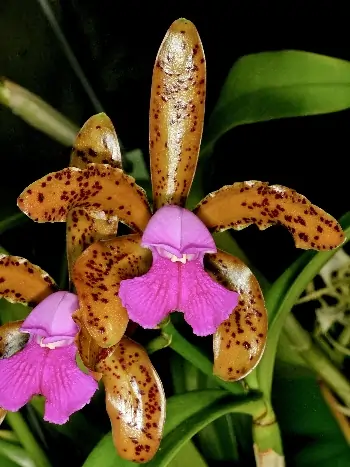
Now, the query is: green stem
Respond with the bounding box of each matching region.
[6,412,51,467]
[253,421,285,466]
[284,314,350,407]
[146,334,172,354]
[251,399,285,466]
[313,333,340,365]
[162,320,245,397]
[338,325,350,348]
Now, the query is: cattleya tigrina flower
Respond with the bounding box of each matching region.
[0,255,165,462]
[0,79,165,464]
[17,18,344,391]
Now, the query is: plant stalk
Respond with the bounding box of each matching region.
[284,313,350,407]
[162,320,245,397]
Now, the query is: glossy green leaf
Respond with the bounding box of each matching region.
[255,211,350,397]
[146,394,263,467]
[166,441,207,467]
[163,320,244,396]
[202,51,350,153]
[30,396,102,457]
[0,439,36,467]
[171,354,243,463]
[82,389,230,467]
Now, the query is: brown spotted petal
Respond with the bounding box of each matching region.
[73,308,101,371]
[195,181,345,251]
[73,234,152,348]
[150,18,206,209]
[97,337,165,463]
[205,250,267,381]
[0,320,27,360]
[17,164,151,233]
[67,208,118,278]
[70,113,122,169]
[0,408,6,425]
[0,320,28,423]
[0,255,57,306]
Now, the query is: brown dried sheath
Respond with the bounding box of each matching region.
[150,18,206,209]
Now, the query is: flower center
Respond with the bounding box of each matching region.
[36,336,73,349]
[156,247,198,264]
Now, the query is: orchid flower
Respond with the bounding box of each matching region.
[17,19,345,384]
[0,255,165,463]
[119,205,239,335]
[0,257,97,424]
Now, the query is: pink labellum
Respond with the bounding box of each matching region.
[119,206,239,336]
[21,291,79,344]
[0,292,98,423]
[0,339,97,423]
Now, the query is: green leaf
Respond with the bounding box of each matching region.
[202,51,350,153]
[0,299,30,324]
[5,412,51,467]
[167,441,208,467]
[30,396,102,457]
[170,354,243,463]
[0,78,78,146]
[0,439,36,467]
[0,431,19,444]
[124,149,149,182]
[273,362,350,467]
[0,453,19,467]
[146,394,262,467]
[0,213,28,235]
[256,211,350,397]
[82,389,230,467]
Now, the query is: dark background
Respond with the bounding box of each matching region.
[0,0,349,282]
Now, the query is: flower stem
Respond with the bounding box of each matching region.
[251,398,285,466]
[283,313,350,407]
[161,320,245,397]
[253,422,285,467]
[146,334,172,354]
[6,411,51,467]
